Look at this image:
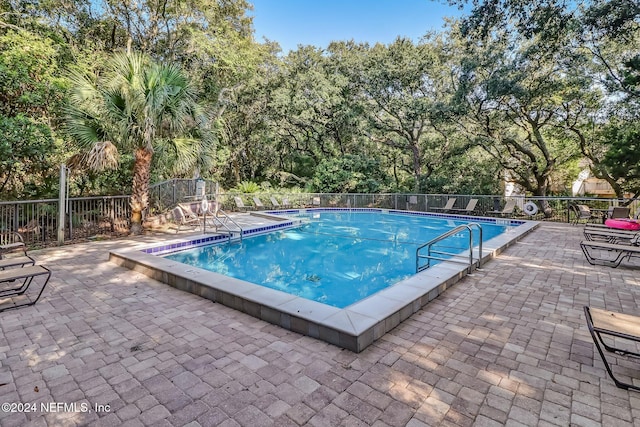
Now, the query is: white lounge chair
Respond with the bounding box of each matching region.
[269,197,281,209]
[449,199,478,214]
[172,206,200,233]
[233,196,252,212]
[432,198,457,212]
[252,196,266,210]
[487,199,517,217]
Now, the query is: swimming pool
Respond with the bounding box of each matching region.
[110,208,538,352]
[164,211,508,308]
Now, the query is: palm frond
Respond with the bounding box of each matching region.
[86,141,120,171]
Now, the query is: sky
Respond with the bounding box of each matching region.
[250,0,465,53]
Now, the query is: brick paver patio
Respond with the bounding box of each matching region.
[0,222,639,426]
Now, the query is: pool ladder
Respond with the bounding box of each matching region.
[203,209,243,242]
[416,223,483,273]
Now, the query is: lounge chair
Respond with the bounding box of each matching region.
[449,199,478,214]
[0,264,51,312]
[178,202,201,218]
[580,239,640,267]
[432,198,457,212]
[281,197,291,209]
[269,197,281,209]
[583,227,639,243]
[0,232,27,259]
[172,206,200,233]
[233,196,252,212]
[487,199,517,217]
[584,306,640,391]
[0,256,35,270]
[252,196,266,210]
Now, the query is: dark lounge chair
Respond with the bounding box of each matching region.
[580,239,640,267]
[0,231,27,258]
[0,264,51,312]
[584,306,640,391]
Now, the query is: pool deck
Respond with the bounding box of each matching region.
[1,221,640,426]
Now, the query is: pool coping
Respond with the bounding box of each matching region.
[109,208,539,352]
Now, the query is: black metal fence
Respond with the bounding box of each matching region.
[0,196,131,248]
[2,177,638,249]
[213,192,639,223]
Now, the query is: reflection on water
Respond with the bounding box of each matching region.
[165,212,507,308]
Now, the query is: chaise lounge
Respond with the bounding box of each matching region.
[580,239,640,267]
[449,199,478,215]
[583,227,639,243]
[0,264,51,312]
[432,198,457,212]
[0,231,27,258]
[584,306,640,391]
[487,199,517,217]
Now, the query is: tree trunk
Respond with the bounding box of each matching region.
[411,142,421,192]
[130,147,153,235]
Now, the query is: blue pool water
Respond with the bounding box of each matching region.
[164,211,509,308]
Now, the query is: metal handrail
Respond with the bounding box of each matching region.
[416,223,483,273]
[203,208,243,242]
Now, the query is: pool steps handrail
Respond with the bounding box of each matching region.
[203,208,243,242]
[416,223,483,273]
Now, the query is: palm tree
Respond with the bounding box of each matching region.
[66,52,215,234]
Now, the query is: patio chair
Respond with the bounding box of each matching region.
[449,199,478,214]
[432,198,457,212]
[0,232,27,259]
[281,197,291,209]
[269,197,281,209]
[580,239,640,267]
[610,207,631,219]
[252,196,266,210]
[0,264,51,313]
[487,199,517,217]
[584,306,640,391]
[570,204,602,225]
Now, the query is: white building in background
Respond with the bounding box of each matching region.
[571,168,619,198]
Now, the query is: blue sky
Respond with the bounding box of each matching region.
[250,0,465,53]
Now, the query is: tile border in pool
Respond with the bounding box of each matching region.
[109,209,539,352]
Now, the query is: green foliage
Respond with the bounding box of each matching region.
[0,114,59,199]
[597,122,640,197]
[2,0,640,203]
[421,148,501,195]
[230,181,262,193]
[0,30,68,118]
[66,51,216,174]
[310,155,391,193]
